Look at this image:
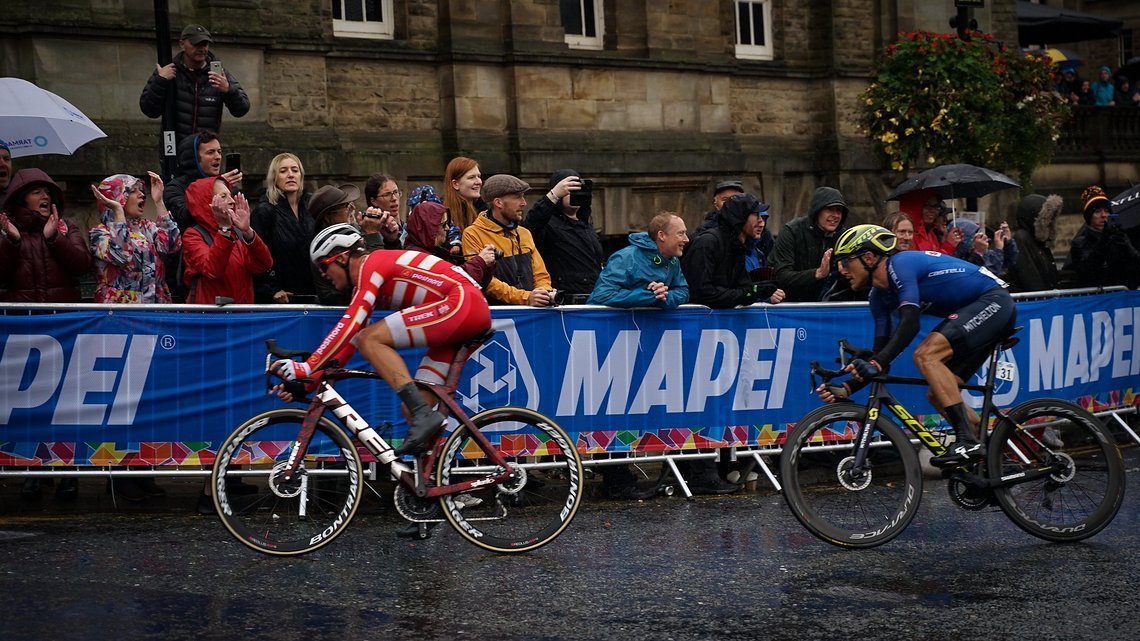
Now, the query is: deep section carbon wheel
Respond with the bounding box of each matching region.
[436,407,583,553]
[212,408,363,556]
[988,399,1125,542]
[780,403,923,549]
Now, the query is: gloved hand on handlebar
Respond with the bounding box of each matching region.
[848,358,882,382]
[272,358,312,382]
[816,382,850,404]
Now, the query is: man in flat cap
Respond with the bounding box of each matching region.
[461,174,556,306]
[140,23,250,143]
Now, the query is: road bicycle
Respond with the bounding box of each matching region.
[779,329,1126,549]
[209,331,584,556]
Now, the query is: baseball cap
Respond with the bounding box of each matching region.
[714,180,745,195]
[180,24,213,45]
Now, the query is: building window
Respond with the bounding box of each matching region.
[735,0,773,61]
[332,0,394,40]
[561,0,603,50]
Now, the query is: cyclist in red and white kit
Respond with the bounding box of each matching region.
[272,223,492,455]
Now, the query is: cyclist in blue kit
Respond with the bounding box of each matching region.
[816,224,1017,467]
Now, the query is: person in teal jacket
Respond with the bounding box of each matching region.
[585,211,691,500]
[587,211,690,308]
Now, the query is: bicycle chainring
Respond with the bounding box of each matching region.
[836,456,872,491]
[394,485,442,522]
[947,477,994,511]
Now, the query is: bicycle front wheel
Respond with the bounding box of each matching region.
[436,407,584,553]
[988,399,1125,542]
[212,408,364,556]
[779,403,923,549]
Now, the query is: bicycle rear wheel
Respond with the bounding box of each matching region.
[779,403,923,549]
[436,407,583,553]
[212,408,364,556]
[988,399,1125,542]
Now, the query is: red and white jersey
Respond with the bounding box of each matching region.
[305,249,483,372]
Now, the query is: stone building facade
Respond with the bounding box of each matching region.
[1,1,1133,249]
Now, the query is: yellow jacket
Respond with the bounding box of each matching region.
[461,212,551,305]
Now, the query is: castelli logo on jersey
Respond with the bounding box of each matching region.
[439,303,451,314]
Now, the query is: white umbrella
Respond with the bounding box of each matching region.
[0,77,106,158]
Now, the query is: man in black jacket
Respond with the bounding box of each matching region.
[679,193,784,495]
[1067,185,1140,288]
[522,169,603,303]
[770,186,852,302]
[696,179,746,233]
[161,131,242,230]
[682,193,784,308]
[139,24,250,144]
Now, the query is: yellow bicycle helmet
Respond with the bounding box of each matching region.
[834,224,897,260]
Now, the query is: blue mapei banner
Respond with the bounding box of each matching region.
[1,290,1138,466]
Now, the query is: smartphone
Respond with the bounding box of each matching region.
[225,153,241,173]
[209,60,224,75]
[569,178,593,208]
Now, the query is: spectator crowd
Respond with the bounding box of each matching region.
[3,23,1138,507]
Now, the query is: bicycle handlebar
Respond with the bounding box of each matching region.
[266,339,311,361]
[810,338,875,388]
[263,339,342,402]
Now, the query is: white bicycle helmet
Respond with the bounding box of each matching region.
[310,223,364,263]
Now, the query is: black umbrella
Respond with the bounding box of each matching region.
[1119,56,1140,84]
[1017,0,1122,46]
[886,164,1020,202]
[1110,184,1140,230]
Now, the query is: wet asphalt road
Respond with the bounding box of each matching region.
[3,450,1140,641]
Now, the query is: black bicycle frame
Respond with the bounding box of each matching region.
[844,339,1062,490]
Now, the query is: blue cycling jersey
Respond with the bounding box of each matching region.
[869,251,1007,338]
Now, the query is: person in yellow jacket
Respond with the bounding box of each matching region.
[461,174,556,306]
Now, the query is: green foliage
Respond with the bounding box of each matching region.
[860,31,1071,182]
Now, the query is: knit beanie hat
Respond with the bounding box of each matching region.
[1080,185,1110,223]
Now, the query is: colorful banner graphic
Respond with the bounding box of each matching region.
[2,290,1137,466]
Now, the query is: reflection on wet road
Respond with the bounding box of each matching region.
[3,448,1140,640]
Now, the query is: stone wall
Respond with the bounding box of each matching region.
[1,0,1134,251]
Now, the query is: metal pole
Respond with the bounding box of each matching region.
[153,0,177,181]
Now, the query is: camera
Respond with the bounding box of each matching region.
[225,153,241,173]
[569,178,593,208]
[209,61,224,75]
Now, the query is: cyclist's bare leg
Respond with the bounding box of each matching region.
[354,322,445,454]
[916,333,985,465]
[353,322,412,389]
[914,332,978,439]
[912,332,958,408]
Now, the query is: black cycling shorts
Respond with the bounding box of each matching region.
[932,286,1017,380]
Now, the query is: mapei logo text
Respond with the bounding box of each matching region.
[556,327,796,416]
[0,334,156,425]
[1028,307,1140,392]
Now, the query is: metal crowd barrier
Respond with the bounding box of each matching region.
[2,285,1136,500]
